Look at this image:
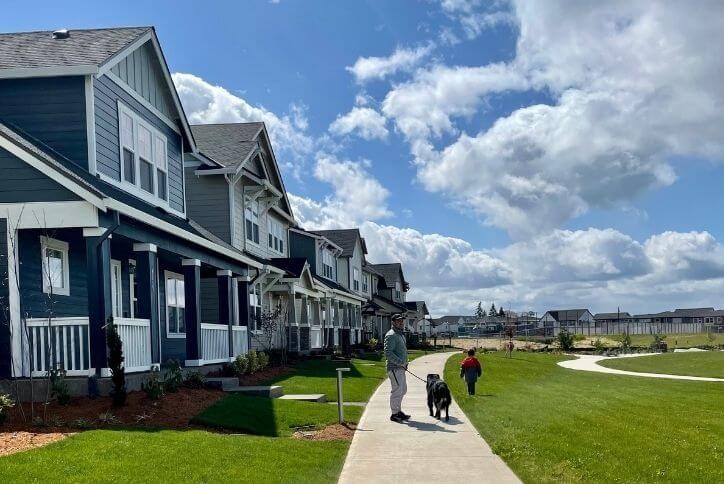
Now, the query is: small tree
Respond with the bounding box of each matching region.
[105,318,126,407]
[498,307,505,317]
[557,329,575,351]
[619,330,632,352]
[489,303,497,316]
[475,302,485,319]
[252,300,288,366]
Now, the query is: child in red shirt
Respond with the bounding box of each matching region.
[460,349,483,395]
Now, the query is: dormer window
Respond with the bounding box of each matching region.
[395,281,401,300]
[322,249,334,279]
[268,218,285,254]
[362,273,369,293]
[119,103,169,203]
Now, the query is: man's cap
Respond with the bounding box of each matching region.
[392,313,404,322]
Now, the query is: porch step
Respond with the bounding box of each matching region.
[205,377,240,391]
[225,385,284,398]
[278,394,327,403]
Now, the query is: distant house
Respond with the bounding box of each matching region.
[433,316,467,335]
[633,307,723,325]
[539,309,594,334]
[594,312,633,324]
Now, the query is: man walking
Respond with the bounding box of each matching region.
[384,314,410,423]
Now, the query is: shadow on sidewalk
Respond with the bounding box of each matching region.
[403,420,455,433]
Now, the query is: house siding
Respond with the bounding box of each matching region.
[0,219,10,378]
[289,232,316,274]
[200,278,219,324]
[232,181,244,249]
[184,169,231,244]
[109,41,175,119]
[94,74,185,213]
[18,229,88,318]
[0,76,88,168]
[0,148,80,203]
[349,239,363,296]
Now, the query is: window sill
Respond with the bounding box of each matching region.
[167,333,186,339]
[43,287,70,297]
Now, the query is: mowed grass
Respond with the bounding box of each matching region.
[193,394,363,436]
[628,332,718,348]
[445,352,724,483]
[0,430,350,483]
[598,351,724,378]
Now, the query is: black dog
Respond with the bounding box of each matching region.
[426,374,451,422]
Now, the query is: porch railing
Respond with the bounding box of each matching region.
[311,327,322,349]
[115,318,152,372]
[27,317,90,377]
[201,323,229,364]
[232,326,249,357]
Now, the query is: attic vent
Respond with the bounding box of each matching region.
[52,29,70,39]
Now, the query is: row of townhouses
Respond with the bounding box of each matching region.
[435,307,724,336]
[0,27,428,390]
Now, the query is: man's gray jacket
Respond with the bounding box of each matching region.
[384,327,408,371]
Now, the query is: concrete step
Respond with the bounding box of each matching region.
[205,377,240,391]
[225,385,284,398]
[278,394,327,403]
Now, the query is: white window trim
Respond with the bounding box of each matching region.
[165,270,186,339]
[249,282,262,332]
[110,259,122,318]
[267,218,285,255]
[353,267,360,292]
[116,101,172,210]
[129,259,137,318]
[40,236,70,296]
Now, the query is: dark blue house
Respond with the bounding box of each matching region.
[0,27,266,392]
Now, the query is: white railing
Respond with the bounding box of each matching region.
[232,326,249,357]
[27,317,90,377]
[311,327,322,349]
[115,318,152,372]
[201,323,230,364]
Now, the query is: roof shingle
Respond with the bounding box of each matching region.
[191,123,263,169]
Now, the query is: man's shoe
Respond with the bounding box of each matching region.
[398,411,411,420]
[390,413,404,423]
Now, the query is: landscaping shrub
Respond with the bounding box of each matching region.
[164,360,183,393]
[573,333,586,342]
[619,330,632,351]
[557,330,575,351]
[97,412,119,425]
[49,368,71,405]
[105,318,127,407]
[0,393,14,425]
[141,368,165,400]
[257,351,269,371]
[650,333,667,351]
[70,417,93,429]
[247,351,260,374]
[232,354,248,376]
[184,370,206,389]
[367,337,379,351]
[593,338,606,353]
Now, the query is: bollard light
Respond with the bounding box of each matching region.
[336,367,351,424]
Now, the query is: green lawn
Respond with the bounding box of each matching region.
[0,430,349,483]
[193,394,362,436]
[598,351,724,378]
[627,333,717,348]
[445,352,724,483]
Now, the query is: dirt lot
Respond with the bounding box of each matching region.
[449,337,547,351]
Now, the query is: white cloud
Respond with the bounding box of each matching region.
[290,155,392,229]
[329,107,389,140]
[346,44,434,83]
[172,73,314,169]
[381,1,724,238]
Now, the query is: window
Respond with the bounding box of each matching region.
[395,281,401,300]
[129,260,138,318]
[353,267,360,291]
[245,199,260,244]
[40,237,69,296]
[362,273,369,293]
[165,272,185,337]
[118,103,169,203]
[267,219,285,254]
[322,249,334,279]
[110,260,122,318]
[250,283,262,331]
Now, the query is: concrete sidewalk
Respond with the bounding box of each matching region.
[338,352,520,484]
[559,353,724,382]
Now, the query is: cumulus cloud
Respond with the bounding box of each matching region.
[290,155,392,229]
[173,72,314,168]
[329,107,389,140]
[381,1,724,238]
[346,44,434,83]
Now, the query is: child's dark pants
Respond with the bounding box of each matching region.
[467,380,476,395]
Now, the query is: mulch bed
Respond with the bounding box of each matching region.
[3,387,225,432]
[238,365,294,385]
[0,431,73,457]
[292,423,356,441]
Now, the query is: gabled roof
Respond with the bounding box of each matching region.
[372,294,407,313]
[363,262,384,278]
[405,301,429,316]
[191,123,263,170]
[435,316,468,324]
[311,229,366,258]
[594,312,632,320]
[269,257,308,278]
[370,263,407,289]
[544,309,591,322]
[0,27,150,71]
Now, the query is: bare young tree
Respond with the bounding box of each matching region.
[251,298,289,366]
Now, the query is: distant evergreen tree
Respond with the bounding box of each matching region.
[489,303,497,316]
[498,307,505,317]
[475,302,485,319]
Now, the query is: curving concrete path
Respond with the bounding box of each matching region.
[558,353,724,382]
[338,352,520,484]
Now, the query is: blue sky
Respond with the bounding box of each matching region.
[6,1,724,316]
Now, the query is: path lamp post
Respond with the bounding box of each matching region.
[336,367,351,424]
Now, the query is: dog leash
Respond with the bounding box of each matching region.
[405,368,427,383]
